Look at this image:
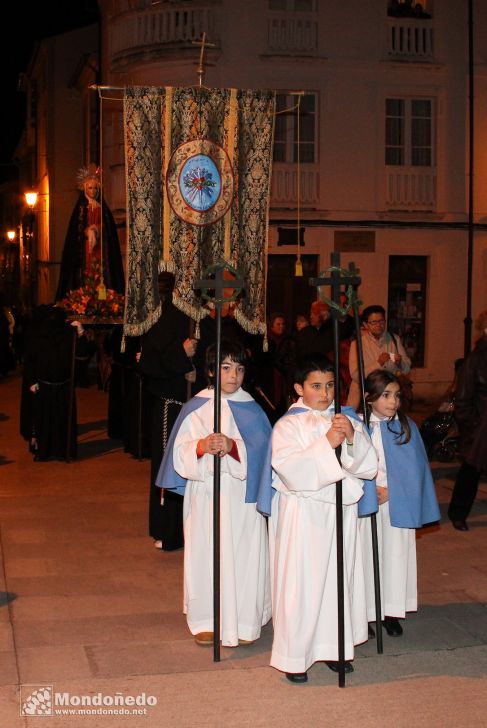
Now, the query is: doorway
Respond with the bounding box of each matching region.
[267,254,318,333]
[388,255,427,368]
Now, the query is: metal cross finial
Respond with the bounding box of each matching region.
[192,32,216,87]
[195,263,244,305]
[309,253,361,318]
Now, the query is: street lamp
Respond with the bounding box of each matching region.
[25,191,38,209]
[22,191,39,308]
[2,229,19,303]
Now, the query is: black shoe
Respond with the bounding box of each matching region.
[452,519,469,531]
[383,617,403,636]
[285,672,308,683]
[325,661,354,674]
[368,623,375,638]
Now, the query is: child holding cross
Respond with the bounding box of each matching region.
[265,355,377,683]
[156,339,272,647]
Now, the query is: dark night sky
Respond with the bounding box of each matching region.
[1,1,99,181]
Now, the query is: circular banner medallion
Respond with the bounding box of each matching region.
[166,139,235,226]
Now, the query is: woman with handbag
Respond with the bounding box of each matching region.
[347,305,412,410]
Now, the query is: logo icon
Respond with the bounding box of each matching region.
[181,154,220,211]
[166,139,235,226]
[20,685,53,716]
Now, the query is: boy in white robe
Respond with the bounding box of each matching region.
[156,340,272,647]
[268,356,378,683]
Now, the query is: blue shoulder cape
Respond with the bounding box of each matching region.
[358,417,440,528]
[155,395,272,504]
[256,405,363,517]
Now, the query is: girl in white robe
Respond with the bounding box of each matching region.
[269,357,378,681]
[358,369,440,637]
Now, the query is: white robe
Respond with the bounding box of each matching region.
[173,388,271,646]
[269,400,378,673]
[359,414,417,621]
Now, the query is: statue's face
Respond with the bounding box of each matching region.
[84,179,100,200]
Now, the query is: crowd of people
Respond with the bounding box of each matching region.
[3,272,486,682]
[100,288,414,555]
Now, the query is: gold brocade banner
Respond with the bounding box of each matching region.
[123,86,275,338]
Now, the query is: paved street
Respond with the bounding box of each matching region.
[0,373,486,727]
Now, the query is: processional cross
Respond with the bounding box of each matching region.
[194,264,244,662]
[310,251,383,687]
[192,32,216,88]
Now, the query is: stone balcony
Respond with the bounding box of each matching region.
[270,164,320,208]
[386,16,434,60]
[385,165,437,210]
[266,10,318,56]
[108,3,218,66]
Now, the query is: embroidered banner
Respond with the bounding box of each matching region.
[123,86,275,337]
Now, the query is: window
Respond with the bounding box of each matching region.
[386,98,433,167]
[387,1,432,19]
[269,0,315,10]
[273,93,317,164]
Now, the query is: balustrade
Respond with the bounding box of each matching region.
[110,4,216,58]
[385,166,436,209]
[387,17,434,59]
[271,165,320,207]
[267,11,318,55]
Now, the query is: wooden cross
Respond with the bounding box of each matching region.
[192,32,216,88]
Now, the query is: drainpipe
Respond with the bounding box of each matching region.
[465,0,474,356]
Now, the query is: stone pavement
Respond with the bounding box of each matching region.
[0,373,486,728]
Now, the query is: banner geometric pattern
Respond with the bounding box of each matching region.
[123,86,275,337]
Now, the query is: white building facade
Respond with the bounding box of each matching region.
[24,1,487,399]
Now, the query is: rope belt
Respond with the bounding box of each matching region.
[39,379,70,386]
[161,397,183,450]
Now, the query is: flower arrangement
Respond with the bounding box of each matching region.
[60,261,124,320]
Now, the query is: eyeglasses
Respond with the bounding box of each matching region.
[367,319,385,325]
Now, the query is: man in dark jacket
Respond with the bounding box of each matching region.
[448,309,487,531]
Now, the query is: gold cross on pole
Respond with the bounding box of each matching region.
[192,32,216,87]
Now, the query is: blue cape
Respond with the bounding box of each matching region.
[155,395,272,504]
[358,417,440,528]
[256,405,363,517]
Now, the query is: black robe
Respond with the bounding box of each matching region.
[0,307,14,376]
[196,312,273,418]
[252,332,295,422]
[23,310,78,461]
[294,320,334,360]
[104,326,150,457]
[139,301,194,550]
